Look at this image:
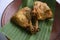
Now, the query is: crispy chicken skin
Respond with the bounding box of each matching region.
[32,1,53,20]
[11,7,35,33]
[31,1,53,32]
[11,1,53,34]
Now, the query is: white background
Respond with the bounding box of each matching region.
[56,0,60,4]
[0,0,13,27]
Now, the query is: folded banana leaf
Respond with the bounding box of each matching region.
[0,0,55,40]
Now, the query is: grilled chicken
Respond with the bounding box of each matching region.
[11,7,35,33]
[11,1,53,34]
[31,1,53,32]
[32,1,53,20]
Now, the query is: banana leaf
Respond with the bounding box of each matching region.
[0,0,55,40]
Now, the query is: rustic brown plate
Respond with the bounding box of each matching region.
[1,0,60,40]
[1,0,21,26]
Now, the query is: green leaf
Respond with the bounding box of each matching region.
[1,20,53,40]
[0,0,55,40]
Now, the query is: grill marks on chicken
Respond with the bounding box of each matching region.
[11,1,53,34]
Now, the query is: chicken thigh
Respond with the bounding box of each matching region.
[32,1,53,20]
[11,7,35,33]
